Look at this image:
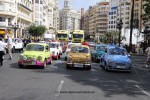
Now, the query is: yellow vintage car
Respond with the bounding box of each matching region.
[66,45,91,70]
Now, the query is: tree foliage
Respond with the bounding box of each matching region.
[100,32,126,44]
[142,0,150,24]
[27,24,47,37]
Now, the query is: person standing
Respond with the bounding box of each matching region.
[0,37,6,66]
[7,35,13,60]
[145,46,150,67]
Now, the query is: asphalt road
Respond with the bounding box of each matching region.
[0,53,150,100]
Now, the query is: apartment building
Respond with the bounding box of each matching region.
[0,0,32,38]
[84,1,109,40]
[33,0,59,36]
[59,0,81,31]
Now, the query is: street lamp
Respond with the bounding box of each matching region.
[117,18,123,47]
[12,23,19,38]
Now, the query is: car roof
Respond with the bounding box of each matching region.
[96,44,107,46]
[107,45,126,50]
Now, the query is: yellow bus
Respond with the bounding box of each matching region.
[72,30,84,43]
[56,30,69,42]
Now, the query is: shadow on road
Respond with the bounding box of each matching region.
[32,60,150,98]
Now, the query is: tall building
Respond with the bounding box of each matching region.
[117,1,131,29]
[0,0,32,38]
[33,0,59,35]
[59,0,81,31]
[80,8,84,30]
[84,1,109,40]
[107,0,129,32]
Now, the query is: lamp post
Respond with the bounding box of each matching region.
[117,18,123,47]
[12,23,19,38]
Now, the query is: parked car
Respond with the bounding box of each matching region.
[91,44,107,63]
[66,45,91,70]
[65,43,81,60]
[49,42,60,60]
[5,38,24,53]
[100,45,132,72]
[18,43,52,68]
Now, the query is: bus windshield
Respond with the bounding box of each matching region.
[73,34,83,38]
[57,34,68,38]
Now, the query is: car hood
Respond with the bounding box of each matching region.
[108,55,129,63]
[96,50,105,54]
[23,51,44,57]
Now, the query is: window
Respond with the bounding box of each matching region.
[0,17,5,22]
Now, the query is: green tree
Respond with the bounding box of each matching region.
[28,24,47,37]
[142,0,150,24]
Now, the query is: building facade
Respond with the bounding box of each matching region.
[59,0,81,31]
[0,0,32,38]
[33,0,59,37]
[84,1,109,41]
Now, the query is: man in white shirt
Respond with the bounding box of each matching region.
[0,37,6,66]
[7,35,12,60]
[145,46,150,67]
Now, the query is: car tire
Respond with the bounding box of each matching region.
[58,54,60,59]
[87,65,91,70]
[66,64,70,69]
[18,64,24,68]
[65,57,67,61]
[49,58,52,64]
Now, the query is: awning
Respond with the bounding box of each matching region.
[0,29,5,35]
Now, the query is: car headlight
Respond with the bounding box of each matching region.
[67,56,72,62]
[108,59,113,63]
[19,55,23,59]
[32,56,36,61]
[37,56,42,61]
[23,56,27,60]
[52,51,55,54]
[86,57,91,64]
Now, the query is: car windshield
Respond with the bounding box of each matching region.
[26,44,44,51]
[73,34,83,38]
[71,46,88,53]
[109,48,127,56]
[68,44,75,49]
[96,46,106,51]
[57,34,68,38]
[50,43,57,48]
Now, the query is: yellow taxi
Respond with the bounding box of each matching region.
[66,45,91,70]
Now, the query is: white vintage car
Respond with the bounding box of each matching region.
[5,38,24,53]
[49,42,61,60]
[65,43,81,60]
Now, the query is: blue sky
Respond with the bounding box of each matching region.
[58,0,109,11]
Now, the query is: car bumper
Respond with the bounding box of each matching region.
[107,64,132,71]
[66,63,91,67]
[18,60,44,66]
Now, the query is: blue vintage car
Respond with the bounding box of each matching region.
[100,45,132,72]
[91,44,107,63]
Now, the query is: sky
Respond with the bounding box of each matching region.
[58,0,109,11]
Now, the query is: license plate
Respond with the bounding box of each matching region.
[32,61,36,65]
[74,64,83,68]
[117,66,125,68]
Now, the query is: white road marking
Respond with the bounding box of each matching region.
[55,80,64,96]
[135,85,150,98]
